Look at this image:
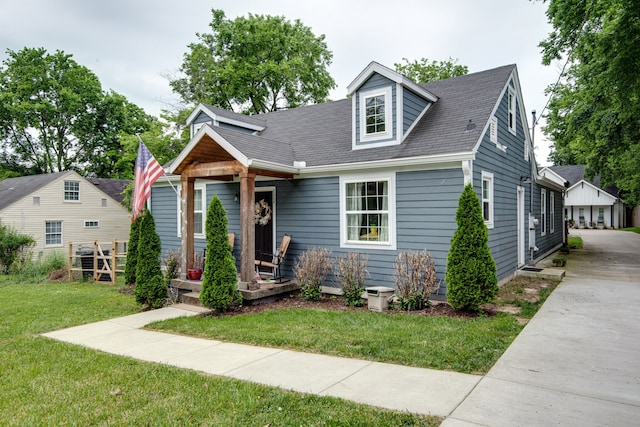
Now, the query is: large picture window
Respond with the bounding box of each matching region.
[341,174,395,249]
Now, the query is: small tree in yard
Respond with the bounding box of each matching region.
[295,247,333,301]
[199,195,240,312]
[124,214,142,285]
[446,184,498,312]
[394,250,439,310]
[336,252,368,307]
[134,212,167,309]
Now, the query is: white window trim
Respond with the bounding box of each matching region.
[541,189,547,236]
[84,220,100,229]
[508,87,517,135]
[339,172,396,250]
[177,183,206,239]
[550,192,555,234]
[45,220,63,247]
[358,86,393,144]
[482,171,494,229]
[63,180,81,203]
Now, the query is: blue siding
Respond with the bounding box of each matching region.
[474,78,563,281]
[355,73,396,146]
[151,169,463,297]
[403,89,429,134]
[193,111,212,124]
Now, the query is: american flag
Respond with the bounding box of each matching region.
[131,141,164,220]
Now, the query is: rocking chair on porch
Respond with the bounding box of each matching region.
[255,234,291,283]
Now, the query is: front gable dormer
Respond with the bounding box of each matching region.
[186,103,266,138]
[347,62,438,150]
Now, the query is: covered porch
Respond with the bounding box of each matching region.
[168,126,296,283]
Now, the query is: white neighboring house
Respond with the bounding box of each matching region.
[546,165,626,229]
[0,171,131,257]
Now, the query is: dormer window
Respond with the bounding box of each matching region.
[359,87,392,143]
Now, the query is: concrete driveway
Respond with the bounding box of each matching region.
[443,229,640,426]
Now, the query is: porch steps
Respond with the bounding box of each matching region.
[180,291,203,307]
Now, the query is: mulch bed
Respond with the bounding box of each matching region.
[223,292,481,318]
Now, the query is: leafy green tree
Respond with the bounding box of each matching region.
[540,0,640,206]
[0,221,35,273]
[445,184,497,312]
[134,212,166,309]
[124,215,142,285]
[199,195,240,312]
[394,57,468,84]
[171,9,336,114]
[80,91,155,178]
[0,47,103,174]
[0,47,162,179]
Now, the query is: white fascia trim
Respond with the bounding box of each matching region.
[396,82,403,145]
[403,102,433,140]
[246,158,299,175]
[297,152,476,176]
[169,125,250,175]
[538,167,568,186]
[185,103,265,132]
[347,61,438,102]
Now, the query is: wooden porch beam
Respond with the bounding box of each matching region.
[180,176,195,279]
[239,172,256,282]
[181,161,246,178]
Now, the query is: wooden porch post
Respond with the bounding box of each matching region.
[180,176,195,279]
[239,172,256,282]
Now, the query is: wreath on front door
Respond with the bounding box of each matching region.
[254,199,272,225]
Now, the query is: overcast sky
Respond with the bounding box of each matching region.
[0,0,560,164]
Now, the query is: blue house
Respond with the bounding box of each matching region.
[150,62,565,296]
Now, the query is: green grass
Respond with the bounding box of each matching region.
[620,227,640,234]
[149,308,523,375]
[0,280,439,426]
[567,236,583,249]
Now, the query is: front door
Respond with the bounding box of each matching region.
[254,189,274,263]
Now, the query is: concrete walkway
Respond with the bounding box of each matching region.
[443,229,640,426]
[42,304,481,417]
[42,229,640,424]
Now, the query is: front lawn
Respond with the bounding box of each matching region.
[620,227,640,234]
[149,302,524,375]
[0,281,438,426]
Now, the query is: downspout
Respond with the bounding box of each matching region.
[529,110,536,265]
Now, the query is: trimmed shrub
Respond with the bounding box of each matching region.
[199,195,240,312]
[134,212,167,309]
[445,184,498,312]
[394,250,439,310]
[124,215,142,285]
[295,247,333,301]
[0,221,35,273]
[336,252,368,307]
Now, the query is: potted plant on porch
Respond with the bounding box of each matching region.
[187,252,204,280]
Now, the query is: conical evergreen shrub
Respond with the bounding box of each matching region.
[445,184,498,311]
[124,215,142,285]
[134,212,166,309]
[199,195,240,312]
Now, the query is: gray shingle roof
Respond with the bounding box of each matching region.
[251,64,515,167]
[0,172,131,211]
[0,171,68,211]
[86,178,130,204]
